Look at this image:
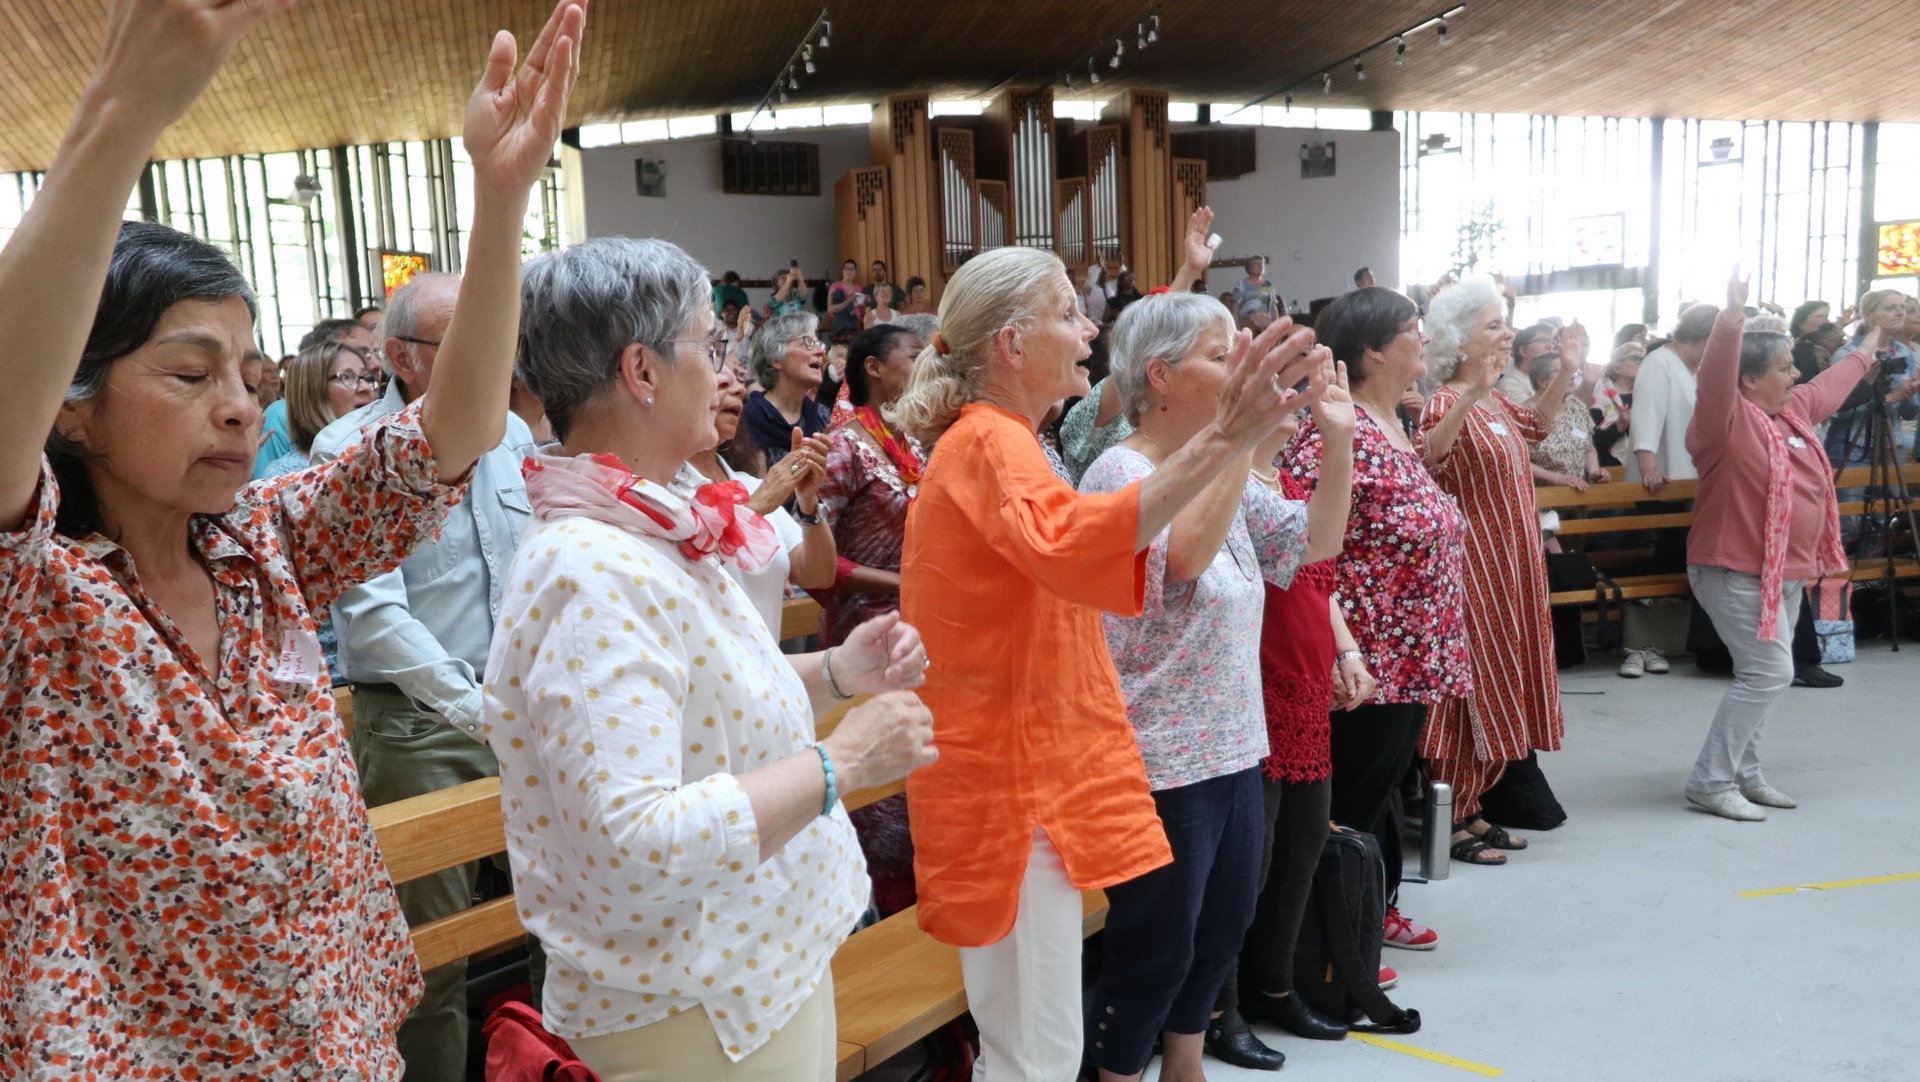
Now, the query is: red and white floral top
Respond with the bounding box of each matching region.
[0,403,463,1082]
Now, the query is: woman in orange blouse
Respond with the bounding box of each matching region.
[894,238,1326,1082]
[0,3,585,1078]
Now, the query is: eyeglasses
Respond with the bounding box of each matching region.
[395,335,441,349]
[662,335,731,372]
[328,372,380,388]
[788,336,823,351]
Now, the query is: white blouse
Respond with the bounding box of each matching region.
[483,513,866,1060]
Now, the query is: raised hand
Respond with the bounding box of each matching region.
[90,0,302,136]
[1213,317,1322,449]
[1182,206,1217,279]
[1310,359,1356,442]
[1467,353,1502,399]
[1560,320,1589,366]
[1726,269,1750,313]
[464,0,587,198]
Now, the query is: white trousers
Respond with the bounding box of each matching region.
[958,830,1085,1082]
[1688,565,1804,794]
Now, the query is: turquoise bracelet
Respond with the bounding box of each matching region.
[814,744,839,816]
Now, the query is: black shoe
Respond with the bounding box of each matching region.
[1204,1009,1285,1070]
[1793,664,1844,688]
[1248,990,1349,1041]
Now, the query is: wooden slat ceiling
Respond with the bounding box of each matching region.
[1,0,1917,172]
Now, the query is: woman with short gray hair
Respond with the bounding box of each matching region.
[494,236,939,1080]
[1415,276,1579,864]
[741,310,831,468]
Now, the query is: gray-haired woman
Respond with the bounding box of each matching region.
[743,310,831,468]
[1079,292,1353,1080]
[1416,277,1578,862]
[493,236,940,1080]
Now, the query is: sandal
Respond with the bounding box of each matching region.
[1471,821,1528,851]
[1449,831,1507,866]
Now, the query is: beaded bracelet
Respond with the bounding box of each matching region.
[813,743,839,816]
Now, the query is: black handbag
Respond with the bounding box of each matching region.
[1544,551,1622,657]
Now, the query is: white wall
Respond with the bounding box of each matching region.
[578,126,871,289]
[1192,125,1400,307]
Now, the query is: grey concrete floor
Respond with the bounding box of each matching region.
[1165,642,1920,1082]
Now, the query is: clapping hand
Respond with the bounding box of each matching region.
[1726,268,1750,314]
[464,0,586,200]
[1182,206,1217,281]
[1311,360,1356,442]
[1559,320,1589,368]
[747,427,830,516]
[1213,317,1329,450]
[834,612,930,694]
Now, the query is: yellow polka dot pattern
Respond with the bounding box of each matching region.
[484,516,868,1062]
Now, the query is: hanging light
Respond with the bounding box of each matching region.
[1283,92,1294,110]
[1321,71,1332,94]
[1148,12,1159,43]
[802,44,815,74]
[1437,20,1449,44]
[1088,57,1101,84]
[1110,39,1123,68]
[777,87,788,103]
[1065,69,1076,91]
[1137,22,1147,50]
[818,19,831,47]
[1354,61,1366,82]
[1395,37,1406,64]
[787,68,799,90]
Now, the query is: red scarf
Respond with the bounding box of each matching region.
[855,404,923,488]
[521,452,779,572]
[1749,400,1847,641]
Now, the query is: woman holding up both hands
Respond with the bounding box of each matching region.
[0,1,584,1077]
[1417,277,1577,865]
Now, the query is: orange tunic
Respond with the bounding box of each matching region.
[901,403,1171,947]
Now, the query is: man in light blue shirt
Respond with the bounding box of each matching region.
[310,272,533,1082]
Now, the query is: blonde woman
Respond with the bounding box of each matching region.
[257,339,377,477]
[893,241,1324,1082]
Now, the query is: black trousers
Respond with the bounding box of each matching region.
[1214,776,1332,1010]
[1327,702,1427,906]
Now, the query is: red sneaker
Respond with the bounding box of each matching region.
[1378,965,1398,990]
[1383,907,1438,951]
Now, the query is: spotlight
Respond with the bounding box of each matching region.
[1065,70,1076,90]
[819,19,831,47]
[1355,61,1366,82]
[1396,37,1406,64]
[1148,13,1159,43]
[1284,92,1294,110]
[1110,39,1123,68]
[1321,71,1332,94]
[1137,23,1147,50]
[788,69,799,90]
[288,173,321,209]
[803,44,814,74]
[1089,57,1100,84]
[1437,20,1449,44]
[778,87,788,103]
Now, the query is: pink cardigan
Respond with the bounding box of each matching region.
[1687,312,1870,580]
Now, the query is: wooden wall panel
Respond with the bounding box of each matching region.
[1172,157,1208,287]
[835,166,893,288]
[871,95,943,300]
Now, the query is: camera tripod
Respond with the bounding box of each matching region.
[1838,363,1920,649]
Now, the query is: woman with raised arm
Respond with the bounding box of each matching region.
[0,2,585,1078]
[1415,277,1576,865]
[893,241,1320,1082]
[1681,275,1917,820]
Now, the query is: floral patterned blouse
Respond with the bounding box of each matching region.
[1281,410,1473,705]
[1080,446,1308,791]
[1530,393,1595,478]
[817,426,922,646]
[0,403,463,1082]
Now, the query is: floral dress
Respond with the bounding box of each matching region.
[1080,445,1309,791]
[816,425,922,647]
[0,403,461,1081]
[1281,410,1472,705]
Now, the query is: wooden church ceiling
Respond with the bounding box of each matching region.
[0,0,1916,172]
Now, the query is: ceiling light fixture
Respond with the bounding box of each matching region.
[1396,37,1406,64]
[1089,57,1101,84]
[739,9,831,138]
[1137,22,1147,49]
[802,44,815,73]
[819,19,831,47]
[1437,20,1449,44]
[1355,61,1365,81]
[1232,5,1464,116]
[1111,39,1124,68]
[1148,13,1159,43]
[1321,71,1332,94]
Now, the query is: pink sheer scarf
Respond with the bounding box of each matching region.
[522,452,780,573]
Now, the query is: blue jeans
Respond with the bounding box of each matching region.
[1088,768,1264,1075]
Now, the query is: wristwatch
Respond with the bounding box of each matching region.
[792,505,822,525]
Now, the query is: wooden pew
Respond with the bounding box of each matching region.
[1538,464,1920,607]
[365,685,1099,1081]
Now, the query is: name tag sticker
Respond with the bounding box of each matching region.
[1787,436,1807,448]
[272,629,324,688]
[1487,422,1510,435]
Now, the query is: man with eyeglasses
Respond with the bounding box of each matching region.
[308,272,537,1082]
[251,316,379,478]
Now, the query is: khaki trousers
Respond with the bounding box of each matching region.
[568,973,836,1082]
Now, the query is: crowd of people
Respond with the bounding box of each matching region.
[5,4,1918,1082]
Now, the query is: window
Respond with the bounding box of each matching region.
[720,139,821,196]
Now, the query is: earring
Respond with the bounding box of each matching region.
[644,396,654,407]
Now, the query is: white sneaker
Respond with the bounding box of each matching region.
[1642,647,1671,674]
[1619,650,1645,678]
[1686,788,1767,821]
[1741,784,1798,808]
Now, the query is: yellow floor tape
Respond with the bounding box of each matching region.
[1740,870,1920,898]
[1349,1031,1505,1076]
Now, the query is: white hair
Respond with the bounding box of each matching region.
[1107,292,1234,422]
[890,246,1066,440]
[1423,275,1503,382]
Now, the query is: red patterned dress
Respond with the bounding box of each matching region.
[816,420,922,647]
[0,403,460,1081]
[1416,387,1565,817]
[1258,472,1336,782]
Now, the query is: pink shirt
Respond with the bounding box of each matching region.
[1687,314,1871,580]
